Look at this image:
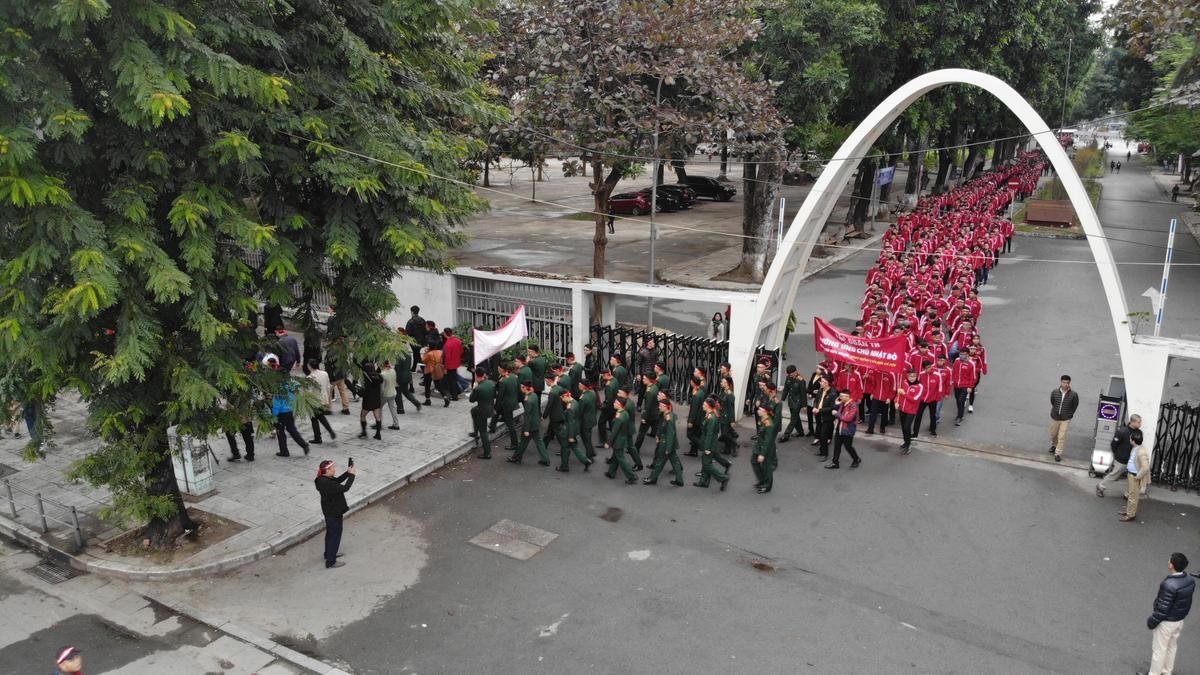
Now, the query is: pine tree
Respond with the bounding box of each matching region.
[0,0,494,547]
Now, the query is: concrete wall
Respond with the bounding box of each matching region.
[387,268,456,331]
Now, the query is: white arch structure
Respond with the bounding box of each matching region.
[728,68,1171,441]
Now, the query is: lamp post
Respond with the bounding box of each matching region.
[647,76,663,330]
[1060,36,1073,130]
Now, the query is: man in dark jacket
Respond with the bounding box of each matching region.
[634,337,660,403]
[1048,374,1080,462]
[1097,413,1141,498]
[315,459,357,569]
[1140,552,1195,675]
[405,306,426,372]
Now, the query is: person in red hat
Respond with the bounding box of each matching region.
[54,645,82,674]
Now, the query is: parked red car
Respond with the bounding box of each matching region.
[608,192,652,215]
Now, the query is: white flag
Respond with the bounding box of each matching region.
[473,305,529,366]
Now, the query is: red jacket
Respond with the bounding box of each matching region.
[443,336,464,369]
[919,371,943,403]
[896,382,924,414]
[866,370,896,401]
[835,369,863,401]
[951,359,978,388]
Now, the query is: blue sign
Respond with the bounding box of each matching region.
[876,166,895,186]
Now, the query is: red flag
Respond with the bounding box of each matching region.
[813,317,907,376]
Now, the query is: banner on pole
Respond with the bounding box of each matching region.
[473,305,529,366]
[813,317,907,375]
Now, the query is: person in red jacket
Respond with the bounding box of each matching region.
[895,371,924,453]
[913,361,943,438]
[951,351,979,424]
[442,327,466,399]
[827,391,861,470]
[864,368,895,435]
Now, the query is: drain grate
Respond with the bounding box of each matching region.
[26,559,83,585]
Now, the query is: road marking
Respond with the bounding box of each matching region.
[627,550,651,561]
[538,613,570,637]
[900,622,919,631]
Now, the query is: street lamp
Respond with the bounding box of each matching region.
[647,76,663,330]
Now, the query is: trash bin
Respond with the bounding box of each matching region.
[169,426,215,496]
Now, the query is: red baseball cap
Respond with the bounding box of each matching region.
[56,645,81,663]
[317,460,333,477]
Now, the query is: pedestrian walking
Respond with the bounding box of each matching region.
[644,398,683,486]
[603,397,639,483]
[827,391,861,469]
[53,645,83,675]
[1121,430,1151,522]
[1049,374,1079,462]
[306,360,337,443]
[327,339,353,414]
[492,362,520,450]
[598,369,618,445]
[268,357,309,458]
[895,370,924,454]
[469,368,495,458]
[224,415,255,462]
[634,337,660,403]
[392,349,422,413]
[542,371,568,457]
[302,324,323,366]
[379,360,402,429]
[685,375,706,456]
[607,212,615,234]
[555,390,592,472]
[1138,552,1195,675]
[778,365,807,441]
[716,376,738,465]
[421,341,452,406]
[405,306,427,372]
[273,326,301,372]
[527,345,548,402]
[812,375,836,458]
[951,351,978,425]
[693,397,730,491]
[752,403,777,493]
[1097,414,1141,498]
[442,327,468,397]
[314,459,356,569]
[583,343,600,385]
[634,373,660,460]
[357,361,384,440]
[577,379,599,460]
[508,383,550,466]
[1110,160,1115,173]
[1171,185,1179,202]
[709,312,727,340]
[1116,161,1122,173]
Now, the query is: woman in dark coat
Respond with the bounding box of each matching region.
[358,361,384,439]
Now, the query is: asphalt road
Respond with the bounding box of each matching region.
[196,435,1200,675]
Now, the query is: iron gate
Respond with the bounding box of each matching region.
[1152,401,1200,491]
[589,324,779,410]
[456,276,573,357]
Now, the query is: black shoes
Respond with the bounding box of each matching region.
[825,463,839,469]
[901,445,912,455]
[850,459,860,468]
[719,478,729,491]
[302,444,310,456]
[424,399,432,406]
[778,435,790,444]
[506,456,521,464]
[388,425,400,430]
[555,466,568,472]
[469,431,478,437]
[692,481,707,488]
[309,439,322,445]
[276,451,290,457]
[340,409,351,415]
[625,476,638,484]
[643,478,657,485]
[670,480,684,486]
[537,460,551,466]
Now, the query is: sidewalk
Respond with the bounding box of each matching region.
[1148,169,1200,244]
[0,389,480,581]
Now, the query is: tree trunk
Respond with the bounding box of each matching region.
[671,159,687,182]
[962,143,979,181]
[655,162,665,185]
[591,160,622,279]
[718,145,729,181]
[140,440,197,548]
[850,158,876,224]
[934,144,952,192]
[482,141,491,187]
[731,154,782,282]
[904,134,927,204]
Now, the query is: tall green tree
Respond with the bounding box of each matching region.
[0,0,491,546]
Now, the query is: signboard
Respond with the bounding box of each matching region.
[813,317,908,375]
[1097,401,1120,421]
[876,166,895,186]
[1007,179,1020,190]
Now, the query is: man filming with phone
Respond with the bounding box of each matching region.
[315,458,357,569]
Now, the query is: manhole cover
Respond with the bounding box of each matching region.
[26,559,83,585]
[469,519,558,560]
[0,463,17,479]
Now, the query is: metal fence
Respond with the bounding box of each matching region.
[1152,401,1200,491]
[3,479,85,549]
[589,324,779,410]
[456,276,573,357]
[234,245,336,317]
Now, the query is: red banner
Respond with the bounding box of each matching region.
[813,317,907,376]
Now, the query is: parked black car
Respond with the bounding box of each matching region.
[651,192,682,213]
[638,185,696,209]
[678,175,736,201]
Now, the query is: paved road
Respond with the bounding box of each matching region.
[143,437,1200,674]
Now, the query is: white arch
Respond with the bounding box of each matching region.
[729,68,1170,442]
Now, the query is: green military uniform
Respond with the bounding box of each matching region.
[557,401,592,470]
[612,364,631,392]
[716,389,737,463]
[656,372,670,395]
[633,383,660,457]
[578,389,598,459]
[696,413,729,488]
[568,362,584,397]
[542,379,565,448]
[512,391,549,464]
[469,378,496,457]
[646,412,684,485]
[598,378,619,444]
[493,372,520,448]
[604,408,638,481]
[529,355,548,395]
[780,374,807,439]
[753,418,778,491]
[686,383,707,454]
[393,351,422,410]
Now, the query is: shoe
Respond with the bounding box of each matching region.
[416,403,422,411]
[756,486,768,494]
[443,399,450,408]
[245,455,254,462]
[605,472,616,479]
[537,460,550,466]
[358,432,367,439]
[864,429,874,435]
[684,451,699,457]
[555,466,568,472]
[341,409,351,415]
[968,405,974,413]
[275,451,290,457]
[424,399,432,406]
[504,446,516,452]
[901,445,912,455]
[930,431,938,437]
[330,431,337,440]
[669,480,683,486]
[1095,485,1105,498]
[1054,455,1061,462]
[480,453,492,459]
[778,436,790,443]
[642,478,657,485]
[625,476,638,484]
[850,459,860,468]
[388,425,400,430]
[326,561,346,569]
[1119,515,1135,522]
[469,431,478,437]
[816,452,828,458]
[955,419,962,426]
[825,463,839,469]
[506,456,521,464]
[695,472,704,477]
[228,455,242,462]
[719,478,729,491]
[583,461,592,472]
[633,465,643,471]
[302,444,310,455]
[1048,446,1056,454]
[309,439,322,444]
[692,482,708,488]
[811,439,819,445]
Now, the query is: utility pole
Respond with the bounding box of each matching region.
[647,76,663,330]
[1060,36,1073,130]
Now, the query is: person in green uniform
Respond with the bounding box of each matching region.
[598,369,618,444]
[555,390,592,472]
[491,363,520,450]
[633,374,660,459]
[618,385,637,467]
[717,376,739,458]
[566,352,584,398]
[645,396,684,486]
[654,362,670,396]
[469,368,496,458]
[752,402,777,494]
[694,396,730,491]
[393,349,423,413]
[603,397,639,483]
[610,355,631,392]
[685,375,706,456]
[515,354,533,386]
[527,345,547,401]
[778,364,807,441]
[508,383,550,466]
[541,372,565,453]
[765,381,783,467]
[577,379,599,459]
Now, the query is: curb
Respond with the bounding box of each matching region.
[0,439,476,582]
